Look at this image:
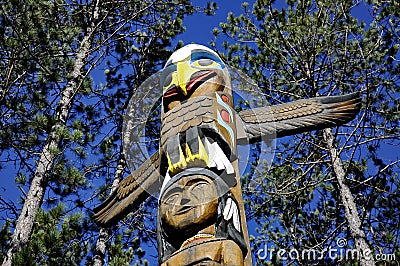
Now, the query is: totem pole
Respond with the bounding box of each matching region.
[93,44,361,265]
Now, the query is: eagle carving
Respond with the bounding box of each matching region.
[93,44,361,226]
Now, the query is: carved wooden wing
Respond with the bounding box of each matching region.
[236,92,361,143]
[93,152,161,226]
[94,93,361,226]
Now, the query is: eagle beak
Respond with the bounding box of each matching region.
[176,61,198,96]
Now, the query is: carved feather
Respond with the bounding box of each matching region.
[93,152,161,226]
[94,93,361,226]
[237,92,361,143]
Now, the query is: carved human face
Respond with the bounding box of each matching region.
[161,44,230,112]
[160,174,218,236]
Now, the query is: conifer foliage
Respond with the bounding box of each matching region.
[0,0,398,265]
[213,0,399,265]
[0,0,215,265]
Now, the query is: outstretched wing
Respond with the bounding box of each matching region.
[93,152,162,226]
[237,92,361,143]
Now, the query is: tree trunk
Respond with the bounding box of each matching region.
[93,228,111,266]
[2,2,99,265]
[92,157,125,266]
[323,128,375,266]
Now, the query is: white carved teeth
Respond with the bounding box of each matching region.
[203,138,234,175]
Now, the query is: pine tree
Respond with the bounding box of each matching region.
[1,1,97,264]
[213,0,399,265]
[0,0,208,264]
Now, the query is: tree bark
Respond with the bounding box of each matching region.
[323,128,375,266]
[93,228,111,266]
[2,2,100,265]
[92,157,125,266]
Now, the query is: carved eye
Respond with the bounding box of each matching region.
[191,181,208,192]
[165,193,179,204]
[197,59,214,66]
[192,58,220,68]
[163,72,173,88]
[189,182,210,200]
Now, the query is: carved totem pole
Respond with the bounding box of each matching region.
[94,44,361,265]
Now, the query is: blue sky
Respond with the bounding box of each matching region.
[174,0,248,47]
[0,1,377,210]
[0,2,253,264]
[1,0,391,264]
[0,1,248,222]
[179,0,374,46]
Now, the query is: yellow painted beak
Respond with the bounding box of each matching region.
[176,61,199,96]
